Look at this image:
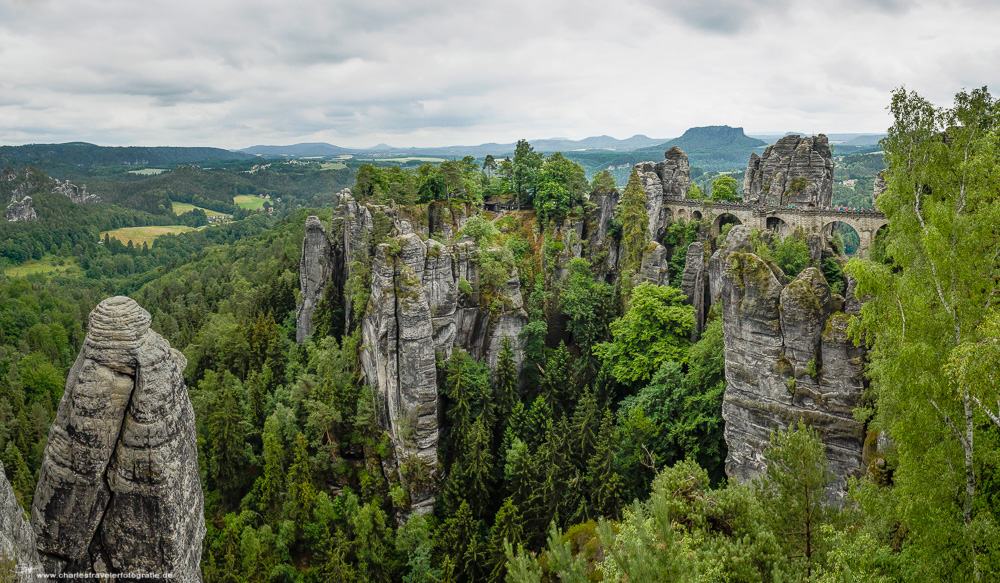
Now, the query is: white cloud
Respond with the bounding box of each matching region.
[0,0,997,148]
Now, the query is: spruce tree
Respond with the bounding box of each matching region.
[493,336,518,428]
[587,408,622,519]
[286,433,317,526]
[464,415,494,519]
[486,497,524,583]
[618,168,650,275]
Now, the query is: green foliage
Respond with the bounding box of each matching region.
[461,213,498,246]
[709,175,740,202]
[559,258,614,351]
[617,169,650,275]
[535,152,588,225]
[594,283,695,385]
[589,169,617,196]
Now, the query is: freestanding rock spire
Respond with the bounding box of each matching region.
[1,461,43,581]
[296,216,335,343]
[31,296,205,581]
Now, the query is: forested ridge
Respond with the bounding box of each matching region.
[3,88,1000,582]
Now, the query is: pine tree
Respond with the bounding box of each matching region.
[206,372,247,503]
[285,433,316,526]
[493,337,518,428]
[256,424,284,523]
[464,415,494,519]
[587,408,622,519]
[486,497,524,583]
[618,168,650,275]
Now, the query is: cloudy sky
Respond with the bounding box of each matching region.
[1,0,998,149]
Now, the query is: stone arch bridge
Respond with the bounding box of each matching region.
[664,199,888,256]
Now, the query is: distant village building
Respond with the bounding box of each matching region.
[842,179,857,187]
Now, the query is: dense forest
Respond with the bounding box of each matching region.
[2,87,999,582]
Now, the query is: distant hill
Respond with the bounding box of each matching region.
[239,135,669,159]
[629,126,767,170]
[0,142,253,178]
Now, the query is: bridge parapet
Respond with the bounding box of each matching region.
[661,199,888,256]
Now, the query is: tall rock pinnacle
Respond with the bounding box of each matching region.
[31,296,205,581]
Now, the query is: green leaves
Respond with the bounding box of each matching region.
[594,283,695,385]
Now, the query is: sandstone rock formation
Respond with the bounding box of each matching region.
[638,242,669,286]
[714,227,866,499]
[587,189,620,276]
[296,216,335,343]
[873,170,887,200]
[679,242,708,339]
[743,134,835,208]
[359,232,528,513]
[1,462,43,581]
[52,179,101,204]
[634,146,692,239]
[31,296,204,581]
[6,196,37,222]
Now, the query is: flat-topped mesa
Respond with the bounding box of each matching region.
[296,216,335,344]
[634,146,692,239]
[31,296,204,582]
[743,134,835,208]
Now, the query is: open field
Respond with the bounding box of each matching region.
[127,168,167,175]
[5,255,80,278]
[101,225,198,247]
[234,195,267,210]
[171,201,229,217]
[321,162,347,170]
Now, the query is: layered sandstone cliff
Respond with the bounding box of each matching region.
[1,462,43,581]
[634,146,692,239]
[296,216,335,343]
[713,227,866,498]
[31,297,204,581]
[743,134,835,208]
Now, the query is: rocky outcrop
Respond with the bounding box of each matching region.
[360,233,527,513]
[715,227,866,499]
[1,462,43,581]
[31,296,204,581]
[873,170,887,200]
[6,196,37,222]
[634,146,692,239]
[52,179,100,204]
[587,189,620,276]
[638,242,669,286]
[679,242,708,338]
[743,135,835,208]
[296,216,335,343]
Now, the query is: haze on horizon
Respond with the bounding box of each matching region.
[1,0,998,150]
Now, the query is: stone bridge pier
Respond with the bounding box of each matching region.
[663,199,888,257]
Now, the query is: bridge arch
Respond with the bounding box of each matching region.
[692,210,703,221]
[765,216,790,237]
[676,208,689,222]
[712,213,742,236]
[824,221,861,256]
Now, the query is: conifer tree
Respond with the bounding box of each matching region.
[286,433,317,525]
[540,342,572,418]
[568,387,599,468]
[618,168,650,275]
[464,415,494,518]
[587,409,622,519]
[207,371,247,503]
[486,497,524,583]
[493,337,518,428]
[256,422,284,523]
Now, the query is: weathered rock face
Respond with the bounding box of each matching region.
[296,216,335,344]
[743,134,835,208]
[715,228,866,499]
[638,242,669,287]
[1,462,43,581]
[52,179,101,204]
[873,170,887,200]
[587,189,620,276]
[6,196,37,222]
[31,296,204,581]
[360,234,527,513]
[679,242,708,338]
[634,146,692,239]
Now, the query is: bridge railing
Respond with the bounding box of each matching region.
[663,197,885,219]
